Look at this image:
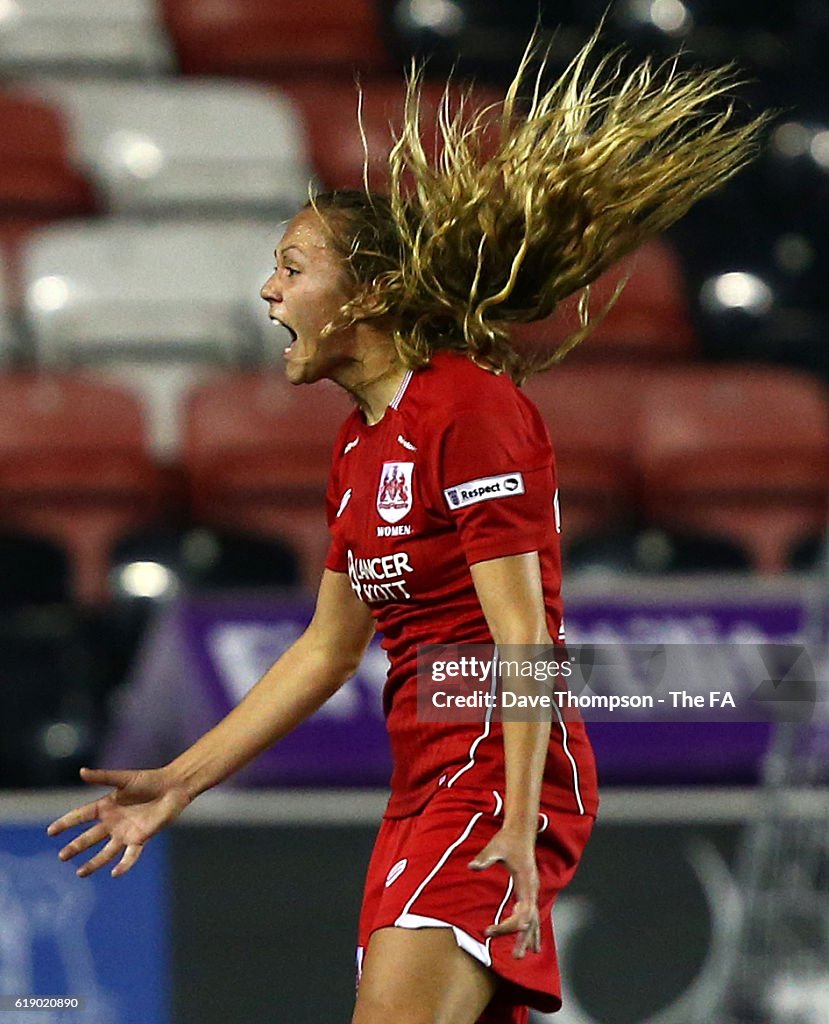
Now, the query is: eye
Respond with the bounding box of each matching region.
[284,266,299,277]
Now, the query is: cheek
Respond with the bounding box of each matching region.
[313,287,354,330]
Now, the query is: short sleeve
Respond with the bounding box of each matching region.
[436,394,556,566]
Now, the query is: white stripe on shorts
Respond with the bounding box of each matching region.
[396,811,483,920]
[394,913,490,967]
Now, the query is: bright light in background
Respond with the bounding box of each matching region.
[650,0,691,35]
[41,722,82,760]
[30,275,70,313]
[700,272,774,315]
[809,130,829,170]
[624,0,692,35]
[106,131,165,179]
[0,0,20,25]
[116,561,178,599]
[772,122,813,159]
[396,0,465,36]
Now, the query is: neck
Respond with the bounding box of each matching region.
[334,331,408,425]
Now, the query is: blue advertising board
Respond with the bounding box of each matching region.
[0,824,169,1024]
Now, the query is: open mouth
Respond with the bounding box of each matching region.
[271,317,298,350]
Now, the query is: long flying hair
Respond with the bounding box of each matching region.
[311,29,770,382]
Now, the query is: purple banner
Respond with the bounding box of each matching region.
[104,580,824,786]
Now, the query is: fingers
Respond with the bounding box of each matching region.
[112,844,144,878]
[468,851,502,871]
[79,767,132,788]
[76,837,124,878]
[53,820,143,879]
[58,823,108,862]
[485,906,542,958]
[46,800,101,837]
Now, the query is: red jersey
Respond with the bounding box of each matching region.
[325,352,598,819]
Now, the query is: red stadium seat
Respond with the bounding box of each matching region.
[281,77,503,192]
[0,90,97,219]
[0,219,57,309]
[511,237,696,363]
[0,373,168,604]
[637,366,829,572]
[0,90,99,308]
[161,0,393,79]
[184,372,352,588]
[522,366,646,547]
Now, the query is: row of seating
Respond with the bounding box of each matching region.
[3,73,828,226]
[0,214,696,452]
[0,0,391,80]
[0,364,824,606]
[0,70,823,383]
[0,0,823,83]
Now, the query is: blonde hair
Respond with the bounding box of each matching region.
[311,29,770,381]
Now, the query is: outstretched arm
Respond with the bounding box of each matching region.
[166,569,374,799]
[468,551,553,959]
[48,570,374,877]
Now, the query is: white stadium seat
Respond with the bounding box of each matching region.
[21,219,287,454]
[0,0,173,77]
[35,79,314,218]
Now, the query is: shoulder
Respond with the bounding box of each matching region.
[407,352,547,437]
[409,352,527,415]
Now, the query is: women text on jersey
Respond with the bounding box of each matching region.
[325,352,598,819]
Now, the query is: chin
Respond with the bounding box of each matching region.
[283,357,321,386]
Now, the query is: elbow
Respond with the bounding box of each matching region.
[490,627,555,648]
[335,651,365,681]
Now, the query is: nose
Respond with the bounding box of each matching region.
[260,270,281,303]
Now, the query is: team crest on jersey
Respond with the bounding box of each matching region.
[377,461,414,524]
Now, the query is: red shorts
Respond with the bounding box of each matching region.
[357,787,595,1023]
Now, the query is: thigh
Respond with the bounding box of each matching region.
[352,925,497,1024]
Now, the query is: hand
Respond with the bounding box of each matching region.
[47,767,191,879]
[468,827,540,958]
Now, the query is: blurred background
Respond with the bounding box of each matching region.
[0,1,826,1022]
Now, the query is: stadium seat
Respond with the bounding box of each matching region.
[0,90,99,310]
[0,605,100,787]
[511,237,697,363]
[0,257,18,363]
[97,525,303,692]
[160,0,393,79]
[35,80,312,219]
[565,528,752,575]
[110,525,301,598]
[0,90,97,220]
[637,367,829,572]
[0,531,71,607]
[383,0,593,78]
[0,0,173,77]
[184,372,351,587]
[522,366,646,545]
[0,373,168,603]
[21,219,283,454]
[789,533,827,572]
[280,78,503,193]
[0,220,58,311]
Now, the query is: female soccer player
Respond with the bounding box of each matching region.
[48,33,765,1024]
